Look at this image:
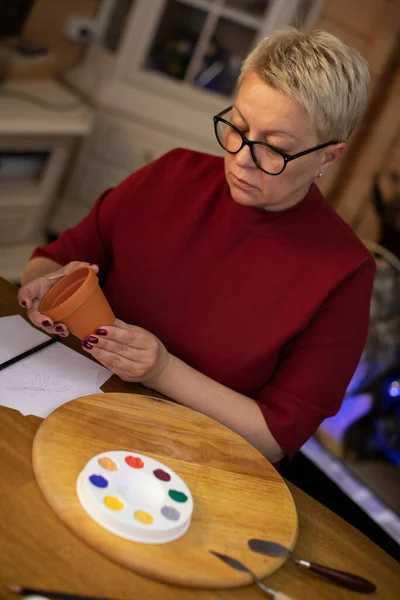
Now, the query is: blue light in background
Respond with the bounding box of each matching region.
[388,381,400,397]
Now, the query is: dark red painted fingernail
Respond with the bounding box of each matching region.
[21,300,27,307]
[42,320,52,327]
[86,336,98,344]
[55,325,64,332]
[95,328,107,336]
[59,332,68,337]
[81,340,93,350]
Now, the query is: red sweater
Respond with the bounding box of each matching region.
[33,149,375,457]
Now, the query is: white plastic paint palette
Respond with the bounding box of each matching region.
[76,450,193,544]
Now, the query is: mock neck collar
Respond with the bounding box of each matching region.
[222,182,325,233]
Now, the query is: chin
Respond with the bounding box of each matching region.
[230,187,286,211]
[229,184,261,207]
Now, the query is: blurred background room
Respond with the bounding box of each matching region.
[0,0,399,562]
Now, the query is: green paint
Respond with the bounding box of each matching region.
[168,489,188,503]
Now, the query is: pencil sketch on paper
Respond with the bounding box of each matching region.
[5,371,70,397]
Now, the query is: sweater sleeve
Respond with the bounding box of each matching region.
[32,189,114,278]
[31,156,163,285]
[255,256,376,458]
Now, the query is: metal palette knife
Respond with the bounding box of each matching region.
[209,551,297,600]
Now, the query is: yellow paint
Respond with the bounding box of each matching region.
[135,510,154,525]
[104,496,124,511]
[98,457,118,471]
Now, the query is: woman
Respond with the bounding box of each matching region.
[18,28,375,463]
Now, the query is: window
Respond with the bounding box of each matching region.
[141,0,322,98]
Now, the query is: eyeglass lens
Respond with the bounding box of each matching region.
[215,114,285,174]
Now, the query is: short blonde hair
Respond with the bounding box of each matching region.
[239,27,370,141]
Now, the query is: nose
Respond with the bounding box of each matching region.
[234,142,255,170]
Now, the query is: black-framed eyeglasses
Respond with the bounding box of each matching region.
[213,106,339,176]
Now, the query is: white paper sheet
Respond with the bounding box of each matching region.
[0,315,112,417]
[0,314,50,362]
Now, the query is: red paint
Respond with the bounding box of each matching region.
[153,468,171,481]
[125,455,144,469]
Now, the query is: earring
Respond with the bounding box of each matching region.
[318,172,323,178]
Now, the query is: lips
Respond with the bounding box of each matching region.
[231,173,256,189]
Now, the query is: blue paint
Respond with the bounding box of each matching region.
[89,474,108,488]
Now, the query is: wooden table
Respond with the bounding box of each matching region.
[0,276,398,600]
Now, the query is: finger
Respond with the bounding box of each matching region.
[47,261,99,281]
[45,266,69,281]
[26,299,69,336]
[19,262,100,308]
[27,297,54,329]
[52,322,70,337]
[81,344,147,380]
[97,321,152,350]
[83,335,150,361]
[17,287,29,309]
[18,276,51,309]
[38,322,69,337]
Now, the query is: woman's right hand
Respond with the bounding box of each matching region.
[18,261,99,337]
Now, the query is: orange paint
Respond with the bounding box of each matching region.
[98,457,118,471]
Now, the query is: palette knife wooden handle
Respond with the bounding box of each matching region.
[297,560,376,593]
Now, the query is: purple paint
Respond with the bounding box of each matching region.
[153,468,171,482]
[89,474,108,488]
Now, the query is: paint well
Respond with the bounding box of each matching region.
[161,506,180,521]
[98,456,118,471]
[135,510,154,524]
[78,451,193,543]
[168,490,188,503]
[116,471,165,506]
[104,496,124,510]
[125,455,144,469]
[153,468,171,481]
[89,474,108,488]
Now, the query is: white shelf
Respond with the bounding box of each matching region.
[0,184,43,205]
[0,80,93,136]
[0,79,94,279]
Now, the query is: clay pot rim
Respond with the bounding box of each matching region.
[39,266,98,322]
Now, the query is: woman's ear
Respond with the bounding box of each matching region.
[319,142,347,176]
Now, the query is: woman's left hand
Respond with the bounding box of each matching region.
[81,319,170,384]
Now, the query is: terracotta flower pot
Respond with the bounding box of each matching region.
[39,266,115,340]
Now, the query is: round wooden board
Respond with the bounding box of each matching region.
[32,393,298,589]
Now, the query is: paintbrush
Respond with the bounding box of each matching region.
[0,337,57,372]
[7,584,116,600]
